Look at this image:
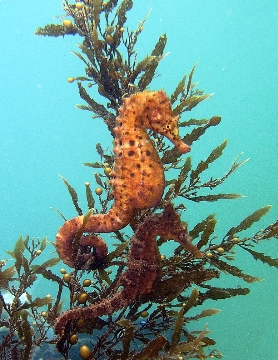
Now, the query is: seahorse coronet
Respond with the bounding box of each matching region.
[56,90,190,268]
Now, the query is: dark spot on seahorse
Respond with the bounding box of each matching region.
[129,139,135,146]
[146,150,151,156]
[128,150,135,156]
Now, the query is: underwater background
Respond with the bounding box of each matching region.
[1,0,278,358]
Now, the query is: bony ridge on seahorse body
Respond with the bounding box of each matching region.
[54,204,203,342]
[56,90,190,267]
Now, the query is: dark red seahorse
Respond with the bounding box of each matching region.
[56,90,190,267]
[54,204,203,338]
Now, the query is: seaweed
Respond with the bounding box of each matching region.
[0,236,61,359]
[1,1,277,359]
[59,175,83,216]
[164,142,246,203]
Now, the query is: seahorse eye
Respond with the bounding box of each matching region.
[178,231,188,242]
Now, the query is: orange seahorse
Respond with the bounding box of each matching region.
[56,90,190,267]
[54,204,203,343]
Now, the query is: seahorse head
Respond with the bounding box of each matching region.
[142,90,190,154]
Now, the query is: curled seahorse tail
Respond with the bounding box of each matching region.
[56,230,108,269]
[79,234,108,260]
[56,205,134,267]
[56,217,84,267]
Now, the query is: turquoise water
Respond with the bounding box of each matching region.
[1,0,278,358]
